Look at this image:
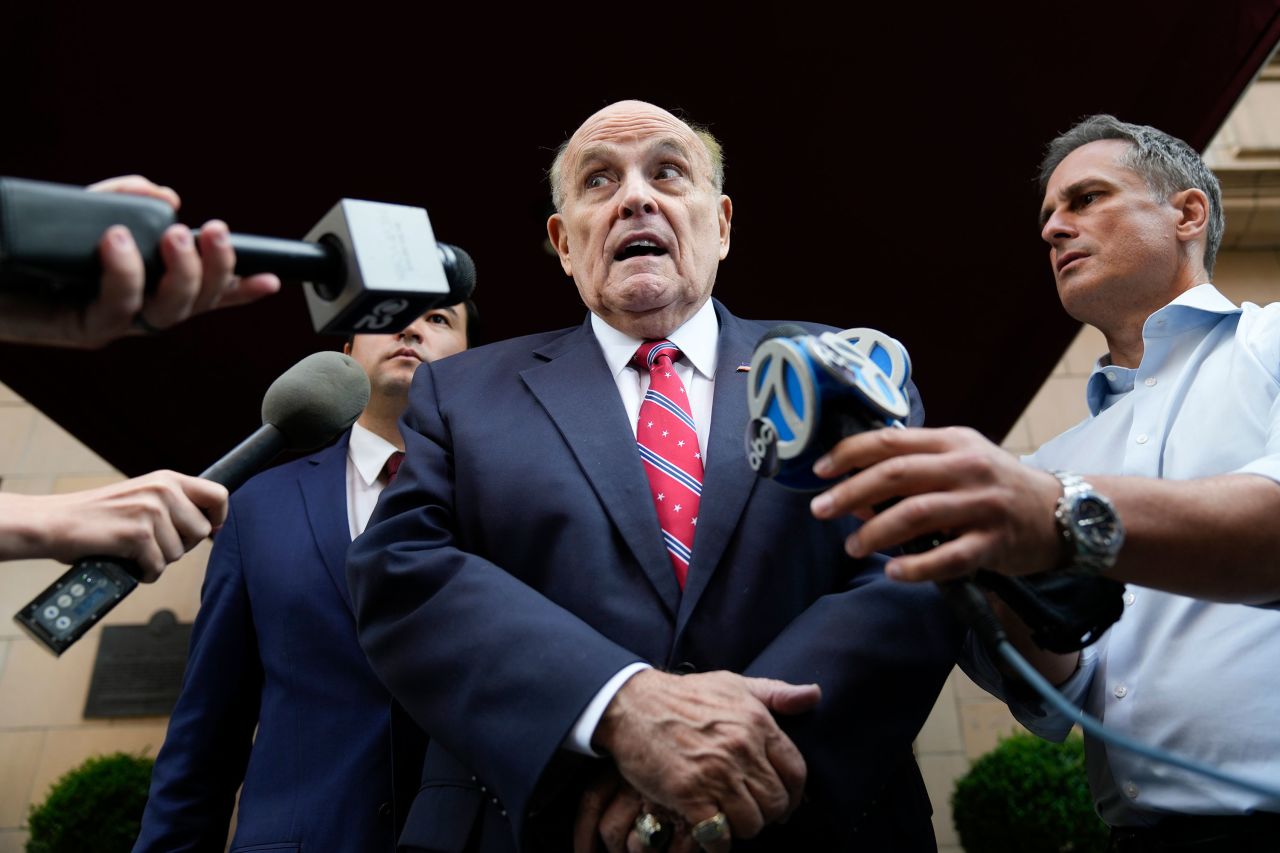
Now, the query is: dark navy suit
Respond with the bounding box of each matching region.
[349,301,963,852]
[135,433,423,853]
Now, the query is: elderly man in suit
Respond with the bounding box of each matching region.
[349,101,962,852]
[134,303,473,853]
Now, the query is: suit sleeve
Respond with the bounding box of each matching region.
[347,361,643,839]
[133,501,263,853]
[742,376,963,827]
[742,568,963,809]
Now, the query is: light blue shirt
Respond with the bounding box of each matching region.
[963,284,1280,825]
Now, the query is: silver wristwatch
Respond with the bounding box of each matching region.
[1051,471,1125,576]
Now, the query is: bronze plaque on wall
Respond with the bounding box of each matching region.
[83,610,191,718]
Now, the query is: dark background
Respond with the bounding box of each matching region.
[3,4,1279,476]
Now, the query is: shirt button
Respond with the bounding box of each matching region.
[1135,434,1149,444]
[1125,782,1140,799]
[1114,683,1128,699]
[1105,371,1117,381]
[1125,592,1136,606]
[1143,378,1157,387]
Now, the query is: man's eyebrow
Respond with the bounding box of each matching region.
[650,137,694,159]
[573,137,696,175]
[573,142,622,174]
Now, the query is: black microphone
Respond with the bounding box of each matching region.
[13,350,371,655]
[0,176,476,336]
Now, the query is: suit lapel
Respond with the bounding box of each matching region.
[298,433,356,613]
[677,303,761,631]
[521,320,681,616]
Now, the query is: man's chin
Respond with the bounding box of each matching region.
[606,301,705,339]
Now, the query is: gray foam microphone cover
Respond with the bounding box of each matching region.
[261,351,371,450]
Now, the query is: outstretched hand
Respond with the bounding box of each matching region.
[808,426,1062,583]
[0,470,228,581]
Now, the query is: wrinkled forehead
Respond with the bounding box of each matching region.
[564,105,711,178]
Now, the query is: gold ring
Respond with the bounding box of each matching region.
[691,811,730,845]
[634,812,672,849]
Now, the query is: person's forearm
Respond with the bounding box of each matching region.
[0,492,53,560]
[1096,472,1280,603]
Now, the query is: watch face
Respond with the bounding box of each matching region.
[1075,495,1123,549]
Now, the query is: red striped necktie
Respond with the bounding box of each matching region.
[633,340,703,589]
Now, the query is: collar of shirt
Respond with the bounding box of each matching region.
[1085,283,1239,415]
[590,298,719,381]
[348,421,401,486]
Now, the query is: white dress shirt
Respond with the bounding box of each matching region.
[590,300,719,457]
[963,284,1280,825]
[346,422,401,540]
[564,300,721,755]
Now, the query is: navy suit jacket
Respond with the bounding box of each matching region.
[136,433,423,853]
[349,301,963,852]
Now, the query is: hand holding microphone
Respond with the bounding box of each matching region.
[745,325,1124,655]
[13,350,370,655]
[0,175,476,342]
[0,471,228,582]
[808,425,1065,581]
[0,175,281,348]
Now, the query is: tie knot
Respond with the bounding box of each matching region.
[633,340,681,371]
[384,451,405,483]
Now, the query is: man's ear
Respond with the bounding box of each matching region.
[547,214,573,277]
[718,195,733,260]
[1171,188,1209,245]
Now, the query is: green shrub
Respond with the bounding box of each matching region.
[952,732,1108,853]
[26,751,154,853]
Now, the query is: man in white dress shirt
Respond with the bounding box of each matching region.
[135,303,472,853]
[347,100,962,853]
[809,115,1280,850]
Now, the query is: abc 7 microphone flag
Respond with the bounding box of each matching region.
[746,328,912,491]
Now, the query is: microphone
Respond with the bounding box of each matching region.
[742,330,1280,802]
[202,351,371,490]
[743,325,1123,654]
[13,351,371,655]
[0,176,476,336]
[744,325,912,491]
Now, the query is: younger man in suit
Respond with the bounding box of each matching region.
[134,302,473,853]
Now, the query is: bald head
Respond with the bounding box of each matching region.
[544,99,733,339]
[549,101,725,211]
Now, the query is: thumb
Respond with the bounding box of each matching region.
[743,676,822,715]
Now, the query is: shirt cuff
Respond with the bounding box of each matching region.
[959,630,1099,742]
[562,662,652,756]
